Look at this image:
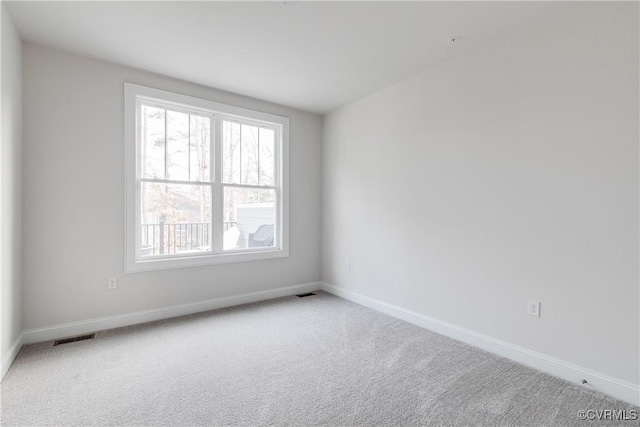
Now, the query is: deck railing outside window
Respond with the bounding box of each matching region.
[141,221,237,255]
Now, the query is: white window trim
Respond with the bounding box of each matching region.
[124,83,289,273]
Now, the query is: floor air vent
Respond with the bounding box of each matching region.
[53,333,96,346]
[296,292,316,298]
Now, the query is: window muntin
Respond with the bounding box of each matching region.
[125,83,288,272]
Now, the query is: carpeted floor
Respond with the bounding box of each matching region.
[0,291,637,426]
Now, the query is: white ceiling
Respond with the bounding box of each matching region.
[6,1,567,114]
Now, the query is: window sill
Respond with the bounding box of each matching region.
[125,248,289,273]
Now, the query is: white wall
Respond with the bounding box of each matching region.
[322,3,639,385]
[1,4,23,372]
[22,44,322,330]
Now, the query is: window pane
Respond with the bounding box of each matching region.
[223,121,241,184]
[241,124,259,185]
[259,128,275,186]
[166,110,189,181]
[223,186,276,250]
[223,120,276,186]
[140,105,165,179]
[190,115,211,182]
[140,182,211,257]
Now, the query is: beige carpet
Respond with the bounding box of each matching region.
[1,291,637,426]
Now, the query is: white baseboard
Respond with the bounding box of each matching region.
[1,333,24,381]
[22,282,321,345]
[320,282,640,407]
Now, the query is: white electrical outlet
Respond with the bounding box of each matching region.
[108,277,117,290]
[527,300,540,317]
[346,261,351,272]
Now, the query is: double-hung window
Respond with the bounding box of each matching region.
[124,83,288,272]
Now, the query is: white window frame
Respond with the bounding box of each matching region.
[124,83,289,273]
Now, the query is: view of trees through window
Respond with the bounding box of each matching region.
[221,120,276,250]
[139,105,212,256]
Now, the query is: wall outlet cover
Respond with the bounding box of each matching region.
[528,300,540,317]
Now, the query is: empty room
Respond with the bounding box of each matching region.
[1,1,638,425]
